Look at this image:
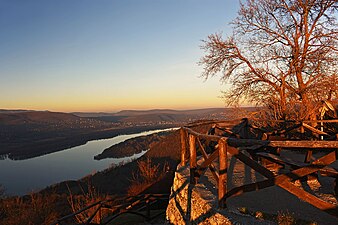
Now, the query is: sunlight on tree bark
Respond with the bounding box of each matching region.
[200,0,338,120]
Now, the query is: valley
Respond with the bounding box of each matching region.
[0,108,236,160]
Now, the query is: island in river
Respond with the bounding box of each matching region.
[94,131,170,160]
[0,108,237,160]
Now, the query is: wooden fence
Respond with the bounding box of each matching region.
[180,119,338,217]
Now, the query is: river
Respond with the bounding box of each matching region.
[0,128,176,196]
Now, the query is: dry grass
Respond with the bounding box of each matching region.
[67,181,107,224]
[0,193,61,225]
[127,158,168,196]
[277,210,296,225]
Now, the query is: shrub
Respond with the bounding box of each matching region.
[0,193,60,225]
[67,181,107,224]
[137,158,160,183]
[127,158,168,196]
[277,210,295,225]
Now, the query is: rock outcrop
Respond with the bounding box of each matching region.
[166,161,274,225]
[166,164,233,225]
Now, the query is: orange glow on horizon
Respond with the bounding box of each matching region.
[1,86,226,112]
[1,98,225,113]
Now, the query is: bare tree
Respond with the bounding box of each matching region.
[200,0,338,120]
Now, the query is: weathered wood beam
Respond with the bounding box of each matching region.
[304,150,313,163]
[184,127,338,149]
[197,154,220,183]
[280,123,302,135]
[180,128,187,166]
[198,148,219,170]
[302,122,328,135]
[255,152,338,178]
[227,137,338,149]
[320,167,338,177]
[277,180,336,211]
[218,138,227,208]
[274,151,336,184]
[251,119,338,123]
[215,126,240,138]
[189,134,198,184]
[227,146,275,179]
[196,138,219,182]
[227,151,337,214]
[183,127,223,141]
[181,124,338,216]
[269,140,338,148]
[184,119,242,129]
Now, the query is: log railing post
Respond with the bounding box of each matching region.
[189,134,197,184]
[180,128,187,166]
[300,123,305,139]
[218,138,227,208]
[304,150,313,163]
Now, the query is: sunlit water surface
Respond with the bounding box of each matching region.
[0,128,176,195]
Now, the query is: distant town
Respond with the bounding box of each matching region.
[0,108,256,160]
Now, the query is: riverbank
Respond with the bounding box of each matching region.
[94,128,176,160]
[1,124,178,160]
[0,126,179,196]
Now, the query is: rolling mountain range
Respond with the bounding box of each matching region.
[0,107,257,160]
[73,108,242,124]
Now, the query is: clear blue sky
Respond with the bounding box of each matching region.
[0,0,240,112]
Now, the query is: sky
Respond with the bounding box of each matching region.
[0,0,240,112]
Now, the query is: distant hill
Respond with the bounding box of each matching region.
[0,109,34,114]
[74,108,233,124]
[71,112,115,117]
[0,111,114,159]
[111,108,230,116]
[0,111,80,125]
[74,108,227,117]
[0,107,259,159]
[114,109,179,116]
[0,110,178,160]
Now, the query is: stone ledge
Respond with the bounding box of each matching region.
[165,161,273,225]
[166,155,338,225]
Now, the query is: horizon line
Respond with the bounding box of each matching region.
[0,106,258,114]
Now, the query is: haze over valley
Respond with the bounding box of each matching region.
[0,107,256,196]
[0,107,238,160]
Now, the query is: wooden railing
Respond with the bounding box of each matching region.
[180,119,338,216]
[51,193,169,225]
[180,127,228,208]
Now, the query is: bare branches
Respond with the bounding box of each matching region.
[200,0,338,120]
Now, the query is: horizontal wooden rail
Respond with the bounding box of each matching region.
[228,138,338,149]
[268,140,338,148]
[185,119,242,128]
[182,128,338,149]
[183,126,225,141]
[251,119,338,123]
